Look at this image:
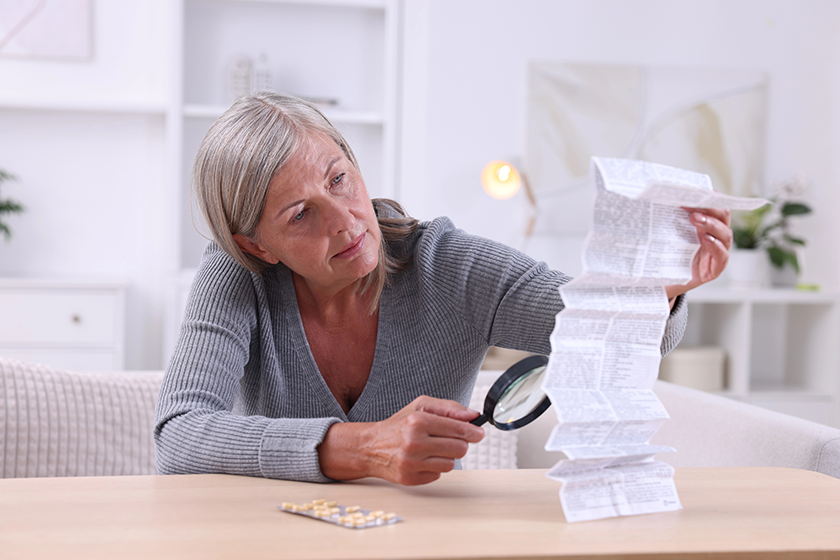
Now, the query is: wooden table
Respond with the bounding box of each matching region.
[1,468,839,559]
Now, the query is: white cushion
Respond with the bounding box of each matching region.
[0,358,163,478]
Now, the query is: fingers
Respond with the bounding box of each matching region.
[666,207,734,297]
[689,213,732,286]
[383,414,475,486]
[409,395,483,424]
[697,233,729,278]
[397,397,485,445]
[367,398,487,486]
[683,206,731,227]
[688,209,733,249]
[404,406,486,444]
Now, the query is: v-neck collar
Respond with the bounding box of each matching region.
[279,266,391,422]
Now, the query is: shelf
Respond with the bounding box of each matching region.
[0,278,128,291]
[182,1,388,110]
[183,103,384,125]
[679,288,840,427]
[0,98,168,116]
[745,386,835,402]
[225,0,390,8]
[688,287,840,304]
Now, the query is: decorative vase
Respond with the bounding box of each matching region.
[727,248,768,289]
[769,265,798,288]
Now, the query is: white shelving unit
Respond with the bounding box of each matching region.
[0,0,401,368]
[0,279,126,371]
[175,0,400,270]
[681,287,840,427]
[163,0,401,357]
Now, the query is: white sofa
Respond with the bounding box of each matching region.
[3,359,839,479]
[514,376,840,478]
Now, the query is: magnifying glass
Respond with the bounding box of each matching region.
[470,355,551,430]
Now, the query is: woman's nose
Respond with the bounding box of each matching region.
[324,199,355,235]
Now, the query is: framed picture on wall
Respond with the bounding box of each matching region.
[526,62,768,235]
[0,0,93,61]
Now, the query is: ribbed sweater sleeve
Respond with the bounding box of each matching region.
[154,246,340,482]
[411,218,686,357]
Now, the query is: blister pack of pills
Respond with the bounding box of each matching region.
[278,499,402,529]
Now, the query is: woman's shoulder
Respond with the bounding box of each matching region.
[413,216,460,246]
[195,242,254,286]
[413,216,521,261]
[191,242,286,305]
[415,215,456,233]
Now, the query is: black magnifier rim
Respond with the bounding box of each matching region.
[483,355,551,431]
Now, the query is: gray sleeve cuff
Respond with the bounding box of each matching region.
[661,293,687,356]
[259,417,343,483]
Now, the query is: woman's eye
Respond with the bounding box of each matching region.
[331,173,346,187]
[292,209,305,222]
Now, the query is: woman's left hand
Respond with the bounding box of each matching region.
[665,207,733,302]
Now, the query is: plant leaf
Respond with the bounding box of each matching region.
[0,201,24,213]
[783,234,806,246]
[760,222,782,238]
[785,251,800,274]
[782,202,811,217]
[733,229,759,249]
[767,246,786,268]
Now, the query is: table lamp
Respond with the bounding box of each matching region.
[481,160,522,200]
[480,160,538,242]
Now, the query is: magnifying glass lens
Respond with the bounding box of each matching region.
[492,365,548,426]
[470,355,551,430]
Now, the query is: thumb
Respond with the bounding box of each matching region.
[412,395,482,423]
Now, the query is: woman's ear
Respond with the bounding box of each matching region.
[233,233,277,263]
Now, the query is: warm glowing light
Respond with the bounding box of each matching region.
[497,165,511,182]
[481,160,521,200]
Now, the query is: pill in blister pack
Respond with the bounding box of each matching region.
[278,499,402,529]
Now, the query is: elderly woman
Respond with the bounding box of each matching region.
[154,92,732,486]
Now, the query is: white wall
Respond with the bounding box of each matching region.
[0,1,173,369]
[2,0,839,369]
[400,0,840,286]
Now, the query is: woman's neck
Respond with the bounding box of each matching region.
[292,273,374,327]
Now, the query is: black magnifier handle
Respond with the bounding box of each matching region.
[471,355,550,431]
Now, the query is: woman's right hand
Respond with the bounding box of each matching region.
[318,396,485,486]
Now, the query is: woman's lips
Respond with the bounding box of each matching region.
[333,233,365,259]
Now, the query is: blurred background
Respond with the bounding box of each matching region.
[1,0,838,425]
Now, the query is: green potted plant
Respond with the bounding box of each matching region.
[731,173,812,288]
[0,168,24,240]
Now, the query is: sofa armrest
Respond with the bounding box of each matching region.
[511,376,840,478]
[651,380,840,478]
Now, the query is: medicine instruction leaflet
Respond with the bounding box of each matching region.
[542,157,767,523]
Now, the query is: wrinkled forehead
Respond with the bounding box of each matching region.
[268,132,349,191]
[272,132,349,182]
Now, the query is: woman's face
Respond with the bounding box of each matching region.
[234,133,381,295]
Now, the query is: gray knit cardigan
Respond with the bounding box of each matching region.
[154,217,687,482]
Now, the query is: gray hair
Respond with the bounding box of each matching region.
[192,91,416,313]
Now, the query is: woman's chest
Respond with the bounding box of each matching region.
[301,313,378,414]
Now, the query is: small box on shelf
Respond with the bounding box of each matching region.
[659,346,726,392]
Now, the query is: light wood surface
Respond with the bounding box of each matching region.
[1,468,839,560]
